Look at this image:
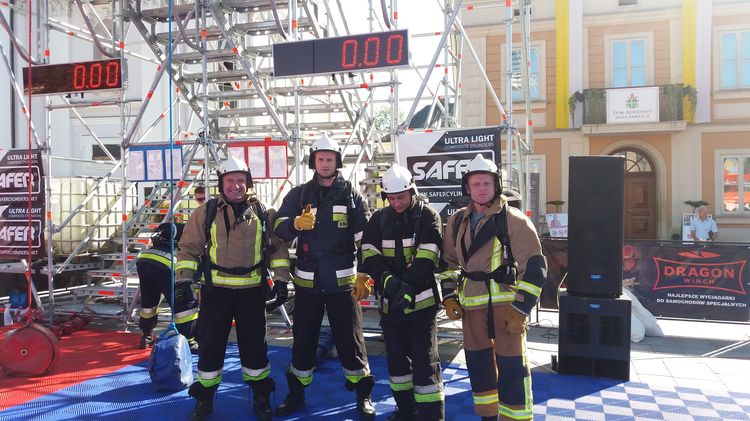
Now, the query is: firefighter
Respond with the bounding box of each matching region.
[273,135,375,419]
[361,164,445,420]
[136,222,198,352]
[438,154,547,421]
[176,156,291,421]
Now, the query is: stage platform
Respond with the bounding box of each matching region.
[0,309,748,420]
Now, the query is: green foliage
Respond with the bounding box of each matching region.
[684,200,709,213]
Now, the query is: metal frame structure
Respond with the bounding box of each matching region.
[0,0,535,328]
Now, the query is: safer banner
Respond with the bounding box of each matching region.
[0,149,46,259]
[540,239,750,322]
[396,127,502,221]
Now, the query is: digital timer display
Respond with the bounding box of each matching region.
[23,58,123,95]
[273,29,409,77]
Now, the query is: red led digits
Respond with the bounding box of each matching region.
[105,60,120,87]
[363,36,380,67]
[89,62,102,88]
[341,39,358,70]
[386,34,404,65]
[73,64,86,90]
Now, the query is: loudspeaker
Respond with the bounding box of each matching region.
[558,292,631,381]
[567,156,624,298]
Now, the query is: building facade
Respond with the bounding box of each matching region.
[461,0,750,242]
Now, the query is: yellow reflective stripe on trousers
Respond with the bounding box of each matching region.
[389,374,413,391]
[344,366,370,384]
[197,369,222,388]
[290,365,314,385]
[176,260,198,271]
[415,384,444,403]
[473,391,499,406]
[174,308,199,324]
[517,280,542,297]
[242,365,271,381]
[140,307,157,318]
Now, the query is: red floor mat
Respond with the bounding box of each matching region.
[0,325,150,411]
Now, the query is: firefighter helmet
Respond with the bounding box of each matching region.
[461,154,501,196]
[380,164,418,200]
[308,134,342,169]
[217,156,253,188]
[152,222,185,248]
[502,189,522,210]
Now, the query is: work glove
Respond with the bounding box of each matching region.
[294,204,316,231]
[500,305,528,336]
[174,279,196,303]
[443,297,463,320]
[382,273,402,300]
[352,273,372,301]
[266,281,289,311]
[389,283,415,312]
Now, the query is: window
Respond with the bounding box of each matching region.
[611,39,646,87]
[511,47,540,101]
[718,153,750,215]
[502,41,545,102]
[719,30,750,89]
[92,144,121,161]
[612,148,653,173]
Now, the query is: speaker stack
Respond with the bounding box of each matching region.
[558,156,631,381]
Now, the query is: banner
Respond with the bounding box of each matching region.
[0,149,46,259]
[541,239,750,322]
[606,86,659,124]
[227,139,289,180]
[127,145,183,182]
[396,127,502,221]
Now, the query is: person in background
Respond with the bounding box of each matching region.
[361,164,445,420]
[193,184,206,205]
[689,205,718,242]
[136,222,199,353]
[176,157,291,421]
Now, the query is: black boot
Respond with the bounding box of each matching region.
[274,371,305,416]
[481,416,498,421]
[139,334,154,349]
[189,399,214,421]
[250,377,275,421]
[354,376,376,420]
[387,389,417,421]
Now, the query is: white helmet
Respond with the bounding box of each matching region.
[217,156,253,187]
[461,154,501,196]
[308,134,342,169]
[380,164,418,200]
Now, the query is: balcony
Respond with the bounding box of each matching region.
[577,83,694,135]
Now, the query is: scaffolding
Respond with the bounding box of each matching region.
[0,0,535,327]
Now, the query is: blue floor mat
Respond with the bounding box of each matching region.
[1,344,748,421]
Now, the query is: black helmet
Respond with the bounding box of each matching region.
[152,222,185,248]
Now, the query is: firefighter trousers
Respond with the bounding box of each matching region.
[381,308,444,420]
[189,286,272,401]
[463,306,533,421]
[289,287,370,385]
[136,261,198,339]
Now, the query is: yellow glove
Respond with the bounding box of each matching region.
[500,305,528,336]
[443,297,464,320]
[294,204,316,231]
[352,273,372,301]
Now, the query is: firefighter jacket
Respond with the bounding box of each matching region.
[438,197,547,315]
[274,173,368,294]
[138,243,176,269]
[361,198,442,319]
[175,194,291,288]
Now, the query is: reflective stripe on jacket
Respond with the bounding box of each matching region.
[440,198,546,312]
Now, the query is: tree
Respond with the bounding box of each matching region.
[684,200,709,213]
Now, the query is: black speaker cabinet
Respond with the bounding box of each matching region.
[558,292,631,381]
[567,156,625,298]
